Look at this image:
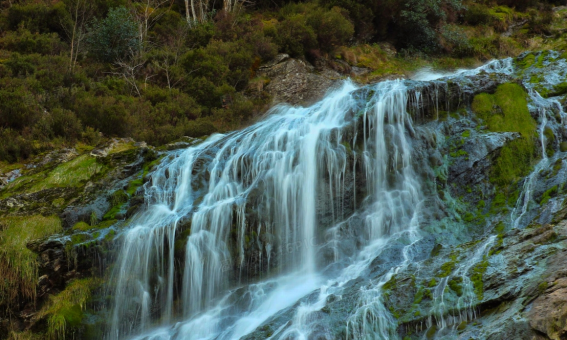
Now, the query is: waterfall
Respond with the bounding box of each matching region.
[107,57,524,340]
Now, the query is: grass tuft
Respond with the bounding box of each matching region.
[0,215,62,309]
[38,277,102,339]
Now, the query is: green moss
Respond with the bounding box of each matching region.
[426,324,437,339]
[439,261,456,278]
[494,221,505,234]
[477,200,486,209]
[428,278,437,287]
[413,287,424,304]
[126,177,144,196]
[97,219,117,229]
[551,159,563,177]
[71,234,89,244]
[515,53,535,69]
[540,185,558,205]
[448,277,463,296]
[463,212,475,222]
[545,82,567,98]
[29,155,107,193]
[473,83,537,186]
[450,149,468,158]
[538,281,548,293]
[471,257,489,301]
[535,51,549,68]
[383,275,397,294]
[72,222,93,232]
[104,190,129,220]
[491,192,507,213]
[462,130,471,138]
[529,74,544,84]
[104,229,116,242]
[544,127,555,157]
[431,244,442,257]
[561,142,567,153]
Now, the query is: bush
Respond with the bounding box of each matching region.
[185,119,217,138]
[0,28,65,55]
[52,108,82,142]
[0,129,35,162]
[7,2,69,34]
[275,14,317,57]
[87,6,139,63]
[307,7,354,52]
[0,78,38,130]
[31,109,81,143]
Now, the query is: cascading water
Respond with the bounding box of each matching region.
[107,56,531,340]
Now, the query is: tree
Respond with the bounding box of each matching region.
[130,0,172,48]
[87,6,139,63]
[61,0,94,72]
[184,0,209,26]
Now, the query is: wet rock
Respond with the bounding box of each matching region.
[61,196,110,229]
[449,132,519,188]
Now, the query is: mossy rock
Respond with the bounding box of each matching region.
[472,83,538,186]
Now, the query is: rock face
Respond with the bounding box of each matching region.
[257,54,343,105]
[529,278,567,340]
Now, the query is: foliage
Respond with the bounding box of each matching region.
[0,0,561,165]
[86,6,139,62]
[0,216,62,310]
[38,278,102,339]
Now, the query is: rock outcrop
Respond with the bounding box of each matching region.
[257,54,343,106]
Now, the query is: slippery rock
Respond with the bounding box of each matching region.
[449,132,519,186]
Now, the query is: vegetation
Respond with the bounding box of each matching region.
[0,215,62,309]
[471,257,489,300]
[38,277,102,339]
[0,0,563,163]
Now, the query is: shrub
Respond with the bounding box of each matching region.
[81,126,103,146]
[307,7,354,52]
[275,14,317,57]
[0,78,38,130]
[0,129,35,162]
[0,28,65,55]
[7,2,69,34]
[87,6,139,63]
[51,108,82,142]
[185,118,217,138]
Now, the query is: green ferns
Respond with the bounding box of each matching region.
[472,83,538,186]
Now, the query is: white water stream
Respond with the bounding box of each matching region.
[106,57,539,340]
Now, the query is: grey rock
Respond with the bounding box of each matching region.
[257,57,340,106]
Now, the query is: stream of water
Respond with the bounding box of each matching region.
[105,56,558,340]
